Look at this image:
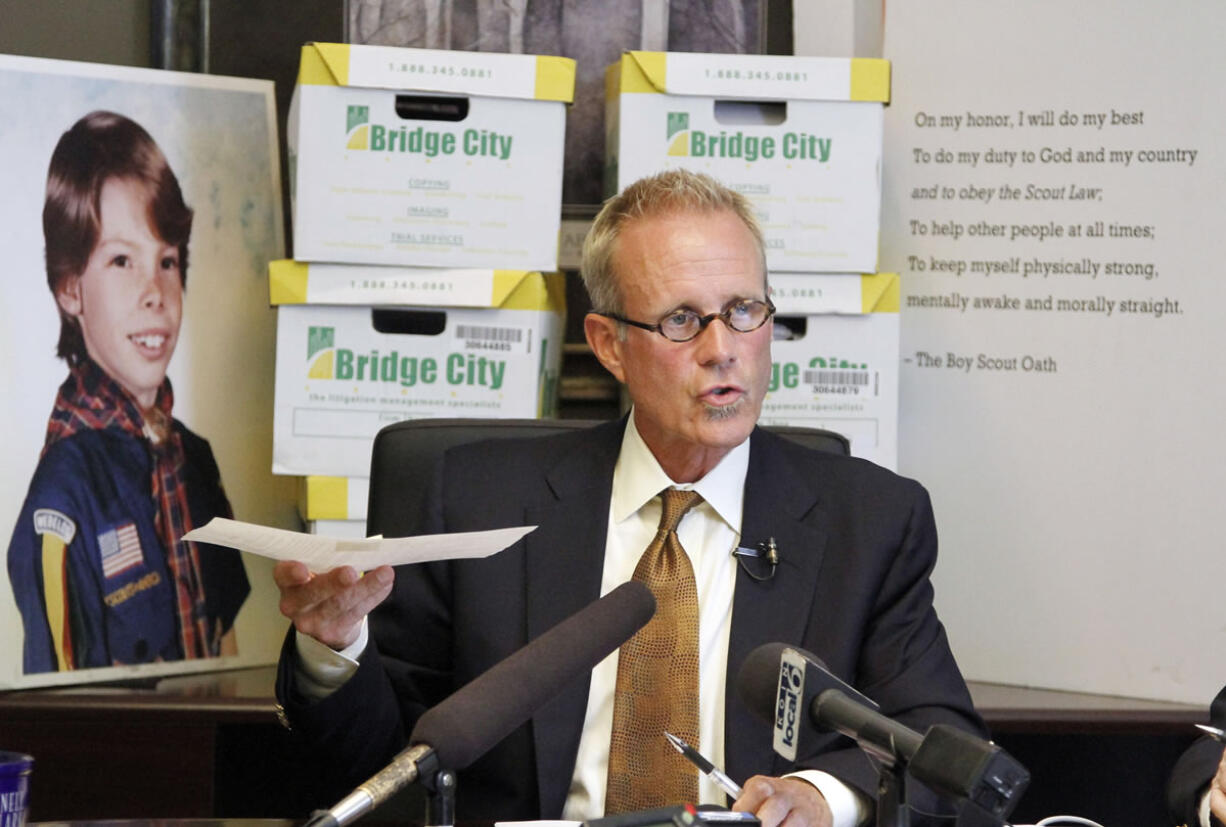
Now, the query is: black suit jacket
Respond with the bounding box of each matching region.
[1168,685,1226,825]
[277,419,985,820]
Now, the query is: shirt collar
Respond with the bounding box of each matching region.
[611,409,750,533]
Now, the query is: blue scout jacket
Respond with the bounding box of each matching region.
[7,423,249,673]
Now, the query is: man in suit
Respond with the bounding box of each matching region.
[1168,685,1226,826]
[274,169,985,827]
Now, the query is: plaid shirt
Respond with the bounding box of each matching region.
[6,359,247,671]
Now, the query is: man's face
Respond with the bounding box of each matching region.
[585,208,771,481]
[57,176,184,410]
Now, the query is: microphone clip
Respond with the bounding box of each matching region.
[732,537,778,581]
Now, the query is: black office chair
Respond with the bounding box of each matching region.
[366,418,849,538]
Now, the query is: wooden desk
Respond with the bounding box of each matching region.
[0,669,1209,822]
[970,680,1204,733]
[969,681,1203,825]
[0,667,300,820]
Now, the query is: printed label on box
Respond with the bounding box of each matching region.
[664,52,856,100]
[761,312,898,469]
[608,53,885,274]
[274,302,563,477]
[346,45,539,98]
[290,46,569,269]
[770,274,866,315]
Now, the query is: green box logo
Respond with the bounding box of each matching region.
[345,106,370,149]
[666,112,690,156]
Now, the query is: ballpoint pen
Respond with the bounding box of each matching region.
[1196,723,1226,742]
[665,731,744,799]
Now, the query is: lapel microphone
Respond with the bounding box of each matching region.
[732,536,779,581]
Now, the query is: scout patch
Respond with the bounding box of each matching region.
[98,522,144,579]
[33,508,76,544]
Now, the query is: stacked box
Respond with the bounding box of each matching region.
[272,262,565,478]
[298,475,369,521]
[299,476,369,539]
[288,42,575,269]
[760,274,899,469]
[604,51,896,466]
[306,519,369,539]
[606,51,889,274]
[274,43,574,493]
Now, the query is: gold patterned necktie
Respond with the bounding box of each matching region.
[605,487,704,813]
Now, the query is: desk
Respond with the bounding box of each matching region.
[969,681,1202,825]
[0,668,303,819]
[0,669,1207,822]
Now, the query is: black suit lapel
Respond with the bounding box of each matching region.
[524,418,625,818]
[725,428,830,784]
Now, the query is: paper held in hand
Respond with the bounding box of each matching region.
[182,517,535,572]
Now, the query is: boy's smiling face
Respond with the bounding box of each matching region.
[56,176,184,410]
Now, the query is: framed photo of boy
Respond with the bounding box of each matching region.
[0,53,296,688]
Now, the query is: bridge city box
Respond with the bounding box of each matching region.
[606,51,889,274]
[289,42,575,270]
[759,273,900,470]
[298,475,369,522]
[298,475,368,539]
[270,261,565,478]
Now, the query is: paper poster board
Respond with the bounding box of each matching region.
[0,54,296,688]
[880,0,1225,703]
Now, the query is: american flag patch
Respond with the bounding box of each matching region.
[99,522,144,579]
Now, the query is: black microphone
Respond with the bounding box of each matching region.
[736,642,1028,823]
[307,580,657,827]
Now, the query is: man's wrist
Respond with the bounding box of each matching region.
[785,770,869,827]
[292,619,368,701]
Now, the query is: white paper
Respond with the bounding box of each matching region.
[183,517,534,571]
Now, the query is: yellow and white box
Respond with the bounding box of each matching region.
[760,273,899,469]
[306,520,368,539]
[271,263,566,477]
[607,51,888,274]
[289,42,575,269]
[298,475,369,523]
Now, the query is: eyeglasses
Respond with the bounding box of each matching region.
[600,298,776,343]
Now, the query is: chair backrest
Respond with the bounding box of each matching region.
[366,418,850,538]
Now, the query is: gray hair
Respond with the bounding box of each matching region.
[580,169,767,315]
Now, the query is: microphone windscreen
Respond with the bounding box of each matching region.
[735,641,793,724]
[410,579,656,770]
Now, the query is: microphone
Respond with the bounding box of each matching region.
[736,643,1028,823]
[307,580,657,827]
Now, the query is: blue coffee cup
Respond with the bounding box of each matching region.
[0,752,32,827]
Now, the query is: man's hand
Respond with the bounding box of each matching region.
[1210,745,1226,824]
[273,561,394,650]
[733,775,832,827]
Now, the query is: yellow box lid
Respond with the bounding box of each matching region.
[297,42,575,103]
[269,260,566,313]
[610,50,888,103]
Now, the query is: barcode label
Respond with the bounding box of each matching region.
[455,324,527,354]
[803,370,869,386]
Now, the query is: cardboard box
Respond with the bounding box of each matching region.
[607,51,888,273]
[305,519,368,540]
[270,259,553,309]
[288,42,575,269]
[272,269,566,477]
[760,273,899,469]
[298,475,370,522]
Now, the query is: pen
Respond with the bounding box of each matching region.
[1196,723,1226,742]
[665,731,744,799]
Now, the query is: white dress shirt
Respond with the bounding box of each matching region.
[295,414,865,826]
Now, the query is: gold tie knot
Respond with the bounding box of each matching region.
[659,487,703,533]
